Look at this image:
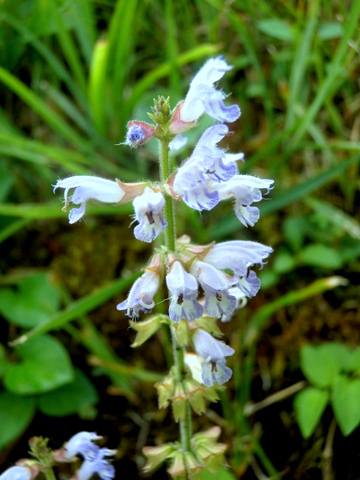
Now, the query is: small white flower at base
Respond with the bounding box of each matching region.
[193,329,234,387]
[0,467,31,480]
[53,176,125,224]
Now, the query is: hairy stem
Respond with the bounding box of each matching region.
[159,138,176,251]
[159,137,192,471]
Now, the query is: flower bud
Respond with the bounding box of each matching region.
[122,121,155,148]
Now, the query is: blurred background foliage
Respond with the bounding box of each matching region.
[0,0,360,478]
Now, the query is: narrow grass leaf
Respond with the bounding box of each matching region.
[88,38,110,135]
[10,272,139,345]
[244,276,347,348]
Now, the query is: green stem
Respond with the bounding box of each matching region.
[43,468,57,480]
[159,136,192,469]
[159,138,176,251]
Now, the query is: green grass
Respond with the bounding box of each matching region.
[1,0,359,476]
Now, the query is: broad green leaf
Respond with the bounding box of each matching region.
[298,244,343,269]
[272,250,296,274]
[317,343,352,371]
[4,335,74,395]
[294,387,329,439]
[331,375,360,436]
[257,19,295,42]
[300,344,339,387]
[0,391,36,450]
[38,369,98,417]
[0,272,62,327]
[318,22,343,40]
[347,348,360,374]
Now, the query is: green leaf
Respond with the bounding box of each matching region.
[298,244,343,269]
[203,467,238,480]
[0,344,10,378]
[4,335,74,395]
[318,22,343,40]
[257,19,295,42]
[331,375,360,436]
[347,348,360,374]
[0,272,62,327]
[0,391,36,450]
[300,344,339,387]
[38,368,98,417]
[11,272,139,345]
[294,387,329,439]
[283,216,308,252]
[272,250,296,274]
[317,343,352,371]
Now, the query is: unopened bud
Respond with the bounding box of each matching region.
[122,121,155,148]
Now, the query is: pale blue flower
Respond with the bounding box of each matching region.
[193,329,234,387]
[173,124,243,211]
[190,260,237,318]
[53,176,125,224]
[65,431,101,460]
[203,240,273,300]
[132,187,167,243]
[0,467,31,480]
[218,175,274,227]
[166,261,203,322]
[204,241,273,277]
[117,270,160,318]
[78,448,116,480]
[180,56,241,123]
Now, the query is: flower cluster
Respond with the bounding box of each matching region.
[53,56,274,391]
[117,237,272,386]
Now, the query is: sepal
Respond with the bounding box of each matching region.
[130,314,169,348]
[142,444,175,473]
[173,319,189,346]
[155,369,176,409]
[172,384,187,422]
